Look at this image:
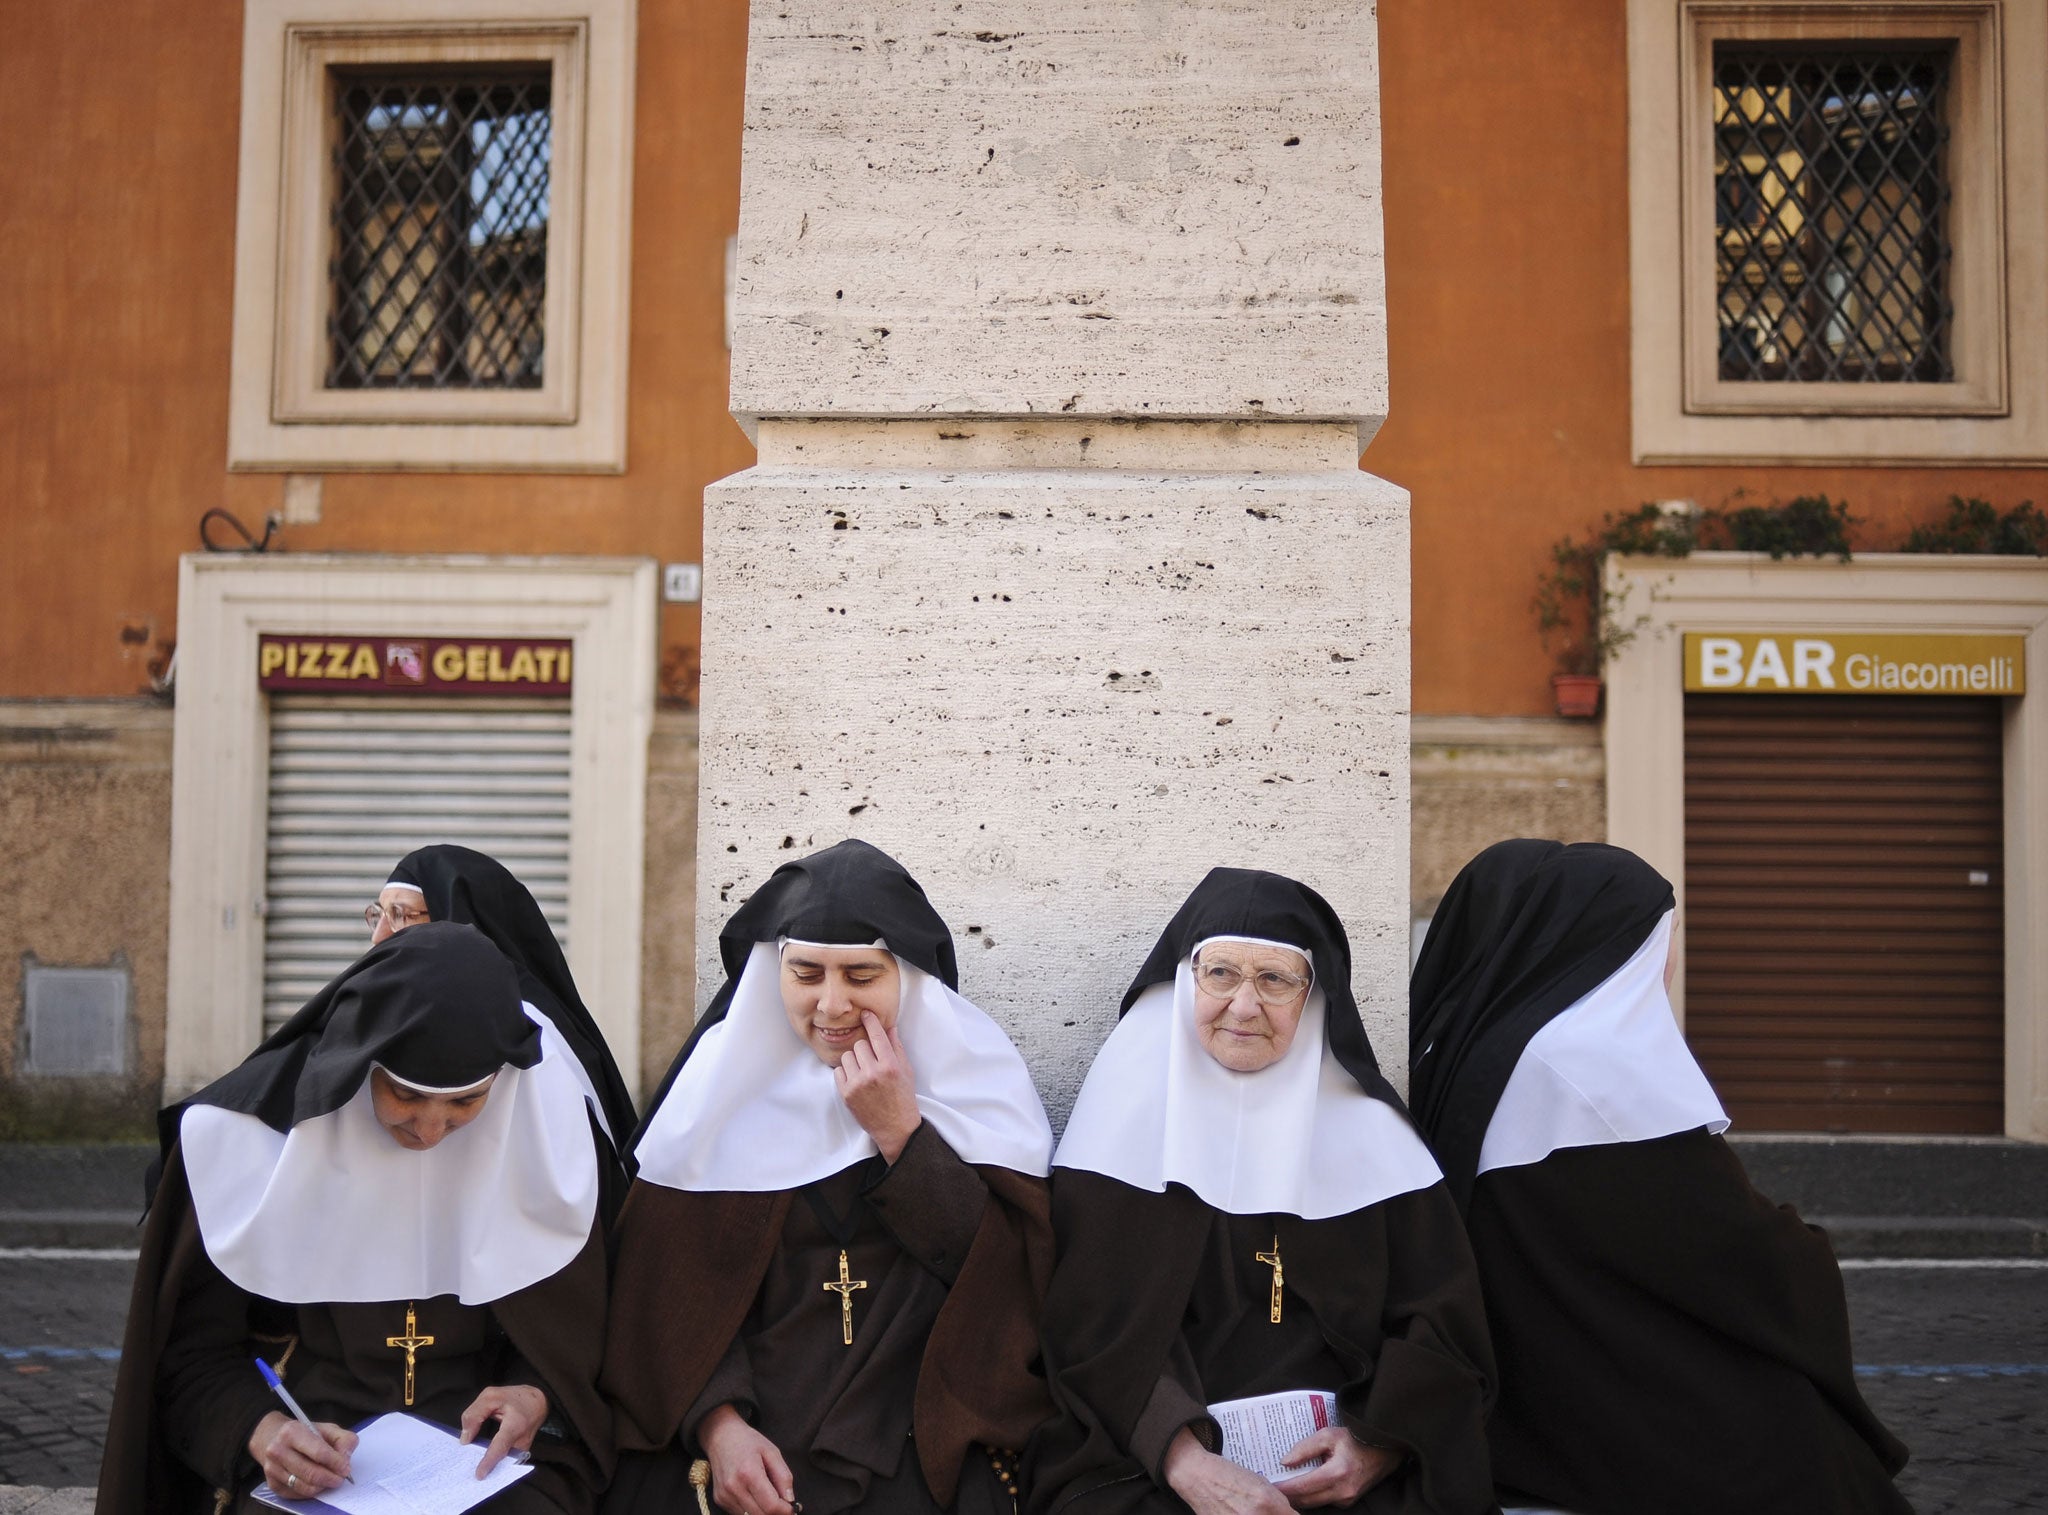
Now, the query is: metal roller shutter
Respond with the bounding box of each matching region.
[262,696,573,1036]
[1683,693,2004,1134]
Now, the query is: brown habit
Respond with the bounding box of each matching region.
[602,1127,1054,1512]
[97,1144,615,1515]
[1024,1172,1498,1515]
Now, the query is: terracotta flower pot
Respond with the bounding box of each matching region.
[1552,672,1603,719]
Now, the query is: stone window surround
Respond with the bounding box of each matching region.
[226,0,636,472]
[163,554,656,1100]
[1604,552,2048,1142]
[1628,0,2048,464]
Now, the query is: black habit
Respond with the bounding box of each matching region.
[1409,840,1912,1515]
[1026,869,1498,1515]
[98,923,615,1515]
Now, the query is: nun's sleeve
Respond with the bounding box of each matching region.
[681,1333,759,1450]
[1126,1340,1219,1485]
[153,1246,276,1490]
[861,1123,989,1286]
[1343,1183,1496,1513]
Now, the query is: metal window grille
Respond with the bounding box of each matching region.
[1713,44,1954,384]
[328,68,551,389]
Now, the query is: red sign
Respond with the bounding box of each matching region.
[257,635,573,696]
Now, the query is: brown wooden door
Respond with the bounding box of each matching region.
[1683,694,2005,1133]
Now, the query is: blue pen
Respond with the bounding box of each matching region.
[255,1357,355,1484]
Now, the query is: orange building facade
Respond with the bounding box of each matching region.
[4,0,2045,1141]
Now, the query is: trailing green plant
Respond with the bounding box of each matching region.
[1901,496,2048,556]
[1534,503,1697,676]
[1710,493,1855,560]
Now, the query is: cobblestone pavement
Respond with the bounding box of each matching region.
[2,1254,2043,1507]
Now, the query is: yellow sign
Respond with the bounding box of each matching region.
[1684,632,2025,695]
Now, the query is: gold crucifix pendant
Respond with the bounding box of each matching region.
[385,1301,436,1406]
[1255,1234,1284,1324]
[822,1248,868,1346]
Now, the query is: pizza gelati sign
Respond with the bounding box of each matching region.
[1683,632,2025,696]
[257,635,573,695]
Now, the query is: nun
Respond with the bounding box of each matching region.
[1408,840,1911,1515]
[1026,868,1497,1515]
[97,922,615,1513]
[373,842,640,1157]
[601,840,1056,1515]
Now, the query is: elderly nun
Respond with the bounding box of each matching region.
[1026,868,1497,1515]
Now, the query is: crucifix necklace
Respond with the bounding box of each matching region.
[802,1184,869,1347]
[1255,1233,1285,1324]
[385,1301,436,1406]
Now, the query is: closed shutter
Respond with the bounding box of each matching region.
[1684,693,2003,1133]
[262,696,573,1036]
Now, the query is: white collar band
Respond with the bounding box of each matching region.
[635,943,1053,1191]
[1054,957,1441,1220]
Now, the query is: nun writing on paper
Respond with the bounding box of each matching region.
[97,923,616,1514]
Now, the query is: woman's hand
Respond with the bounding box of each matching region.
[1274,1427,1402,1508]
[701,1403,798,1515]
[1163,1428,1292,1515]
[458,1383,549,1477]
[834,1011,922,1163]
[249,1409,357,1499]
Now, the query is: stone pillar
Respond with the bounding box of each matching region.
[700,3,1406,1117]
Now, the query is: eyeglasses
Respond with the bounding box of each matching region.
[364,902,432,931]
[1192,962,1310,1005]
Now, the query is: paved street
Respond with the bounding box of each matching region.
[1,1251,2043,1509]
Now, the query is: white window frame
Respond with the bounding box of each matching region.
[164,554,656,1099]
[1604,552,2048,1142]
[227,0,636,471]
[1629,0,2048,463]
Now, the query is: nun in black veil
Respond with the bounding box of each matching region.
[1408,839,1911,1515]
[98,922,614,1513]
[377,843,639,1164]
[1027,867,1497,1515]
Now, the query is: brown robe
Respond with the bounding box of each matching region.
[98,1143,615,1515]
[602,1124,1054,1514]
[1025,1173,1497,1515]
[1467,1128,1911,1515]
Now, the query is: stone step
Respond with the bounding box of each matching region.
[1730,1135,2048,1219]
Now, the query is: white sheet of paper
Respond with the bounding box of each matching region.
[249,1412,533,1515]
[1207,1389,1339,1483]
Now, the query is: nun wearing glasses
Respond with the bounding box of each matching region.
[1026,868,1497,1515]
[1408,840,1910,1515]
[601,840,1057,1515]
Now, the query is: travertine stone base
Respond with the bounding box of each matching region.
[698,462,1410,1117]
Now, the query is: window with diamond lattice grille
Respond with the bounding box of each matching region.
[329,69,551,389]
[1713,45,1954,384]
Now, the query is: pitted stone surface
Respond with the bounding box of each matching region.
[696,465,1409,1120]
[730,2,1388,426]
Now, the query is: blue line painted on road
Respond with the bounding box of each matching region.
[1,1345,122,1361]
[1855,1363,2048,1379]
